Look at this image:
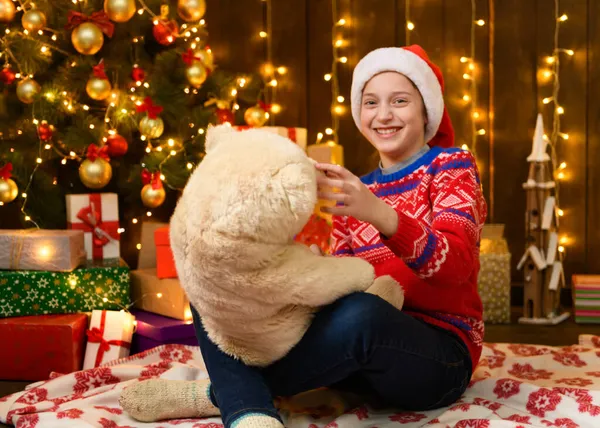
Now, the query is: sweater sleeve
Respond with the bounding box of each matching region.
[381,152,487,286]
[330,214,354,257]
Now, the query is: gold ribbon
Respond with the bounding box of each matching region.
[9,229,37,270]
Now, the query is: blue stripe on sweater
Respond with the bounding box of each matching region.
[406,232,438,270]
[434,208,476,224]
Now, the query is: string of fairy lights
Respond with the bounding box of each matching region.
[540,0,573,256]
[315,0,348,147]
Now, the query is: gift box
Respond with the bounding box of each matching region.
[83,309,135,369]
[130,269,191,320]
[0,229,86,272]
[0,313,87,380]
[307,141,344,166]
[294,213,332,255]
[233,126,308,151]
[66,193,120,260]
[478,224,511,324]
[155,226,177,279]
[0,258,130,318]
[572,275,600,323]
[130,309,197,355]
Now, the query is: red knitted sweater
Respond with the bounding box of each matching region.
[331,146,488,369]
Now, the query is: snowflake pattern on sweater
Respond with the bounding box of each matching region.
[331,146,487,368]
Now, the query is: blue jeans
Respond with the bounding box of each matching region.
[192,293,472,428]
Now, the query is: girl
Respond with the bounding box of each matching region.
[121,45,487,428]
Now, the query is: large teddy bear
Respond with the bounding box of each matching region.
[167,124,404,367]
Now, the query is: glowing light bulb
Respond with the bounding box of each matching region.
[324,74,332,81]
[407,21,415,31]
[476,19,485,26]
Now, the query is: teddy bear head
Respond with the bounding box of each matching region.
[179,124,317,246]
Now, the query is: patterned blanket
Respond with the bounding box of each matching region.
[1,335,600,427]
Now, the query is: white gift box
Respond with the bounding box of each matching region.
[83,310,135,369]
[234,126,307,151]
[66,193,120,260]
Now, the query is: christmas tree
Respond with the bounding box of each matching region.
[0,0,266,229]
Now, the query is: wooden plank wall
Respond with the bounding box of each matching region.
[205,0,598,285]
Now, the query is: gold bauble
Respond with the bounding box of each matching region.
[71,23,104,55]
[22,9,46,32]
[185,62,207,88]
[141,184,166,208]
[0,0,15,22]
[139,116,164,139]
[197,48,213,69]
[16,78,41,104]
[0,178,18,204]
[104,0,136,23]
[86,76,112,100]
[177,0,206,22]
[79,158,112,189]
[244,105,268,127]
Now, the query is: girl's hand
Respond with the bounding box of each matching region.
[315,163,399,238]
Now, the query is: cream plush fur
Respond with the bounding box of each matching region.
[169,124,404,367]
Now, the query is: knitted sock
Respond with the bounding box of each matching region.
[119,379,220,422]
[231,413,284,428]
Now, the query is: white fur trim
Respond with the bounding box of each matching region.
[351,47,444,143]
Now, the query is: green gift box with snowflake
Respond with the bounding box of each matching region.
[0,259,130,318]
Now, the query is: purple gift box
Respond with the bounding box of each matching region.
[130,309,198,354]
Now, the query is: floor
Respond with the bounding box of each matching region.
[1,308,599,427]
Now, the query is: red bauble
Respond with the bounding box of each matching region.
[105,134,128,157]
[0,67,16,85]
[216,108,234,124]
[37,121,54,141]
[153,20,178,46]
[131,65,145,82]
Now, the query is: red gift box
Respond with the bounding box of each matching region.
[294,214,332,255]
[0,314,87,381]
[155,226,177,279]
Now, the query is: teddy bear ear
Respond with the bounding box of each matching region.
[205,124,236,154]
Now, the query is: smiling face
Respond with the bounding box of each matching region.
[360,71,428,168]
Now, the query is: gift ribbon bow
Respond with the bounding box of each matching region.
[0,162,12,180]
[76,197,118,250]
[86,311,131,368]
[86,144,110,162]
[92,60,108,79]
[136,97,163,119]
[66,11,114,38]
[141,169,162,190]
[258,101,272,112]
[182,48,202,66]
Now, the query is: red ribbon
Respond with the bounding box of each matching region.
[86,144,110,162]
[141,169,162,190]
[258,101,272,112]
[182,48,202,66]
[86,311,131,368]
[92,60,108,79]
[69,194,119,259]
[65,11,115,38]
[136,97,163,119]
[0,163,12,180]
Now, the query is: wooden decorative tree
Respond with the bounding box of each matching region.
[517,114,570,325]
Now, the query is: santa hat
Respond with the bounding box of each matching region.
[350,45,454,148]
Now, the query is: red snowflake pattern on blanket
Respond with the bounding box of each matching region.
[455,420,490,428]
[15,413,39,428]
[94,406,123,415]
[140,360,172,380]
[554,377,593,387]
[7,405,37,424]
[508,344,552,356]
[73,367,121,394]
[389,411,427,423]
[552,352,587,367]
[56,408,84,419]
[347,406,369,420]
[98,417,134,428]
[507,414,531,423]
[509,363,554,380]
[526,388,562,417]
[16,389,48,405]
[493,378,522,399]
[159,345,194,364]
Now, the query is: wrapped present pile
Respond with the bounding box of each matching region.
[572,275,600,323]
[0,192,135,380]
[129,222,198,354]
[478,224,512,324]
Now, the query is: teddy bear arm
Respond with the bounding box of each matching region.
[282,246,375,307]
